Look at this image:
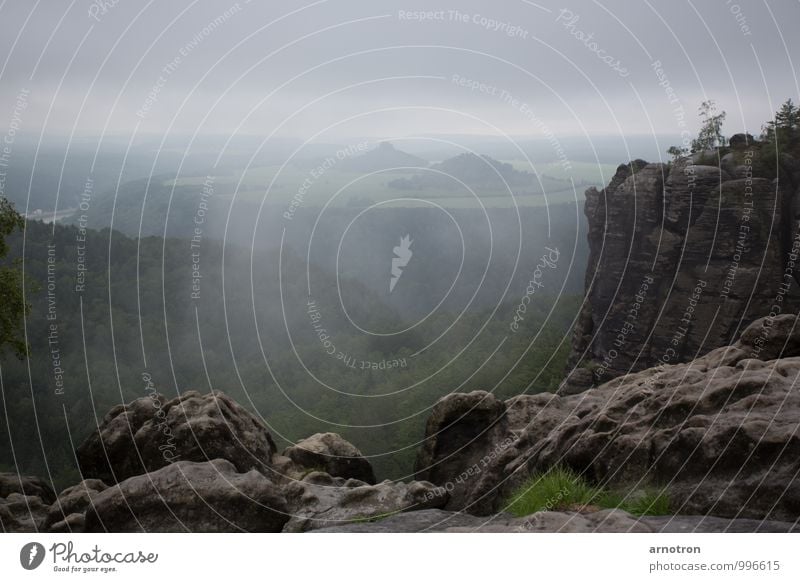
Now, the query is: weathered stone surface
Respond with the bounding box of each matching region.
[283,433,376,484]
[314,508,800,533]
[0,493,49,532]
[282,471,448,532]
[454,315,800,521]
[563,151,800,393]
[76,390,276,483]
[44,479,108,533]
[84,459,289,532]
[0,472,56,504]
[414,391,509,510]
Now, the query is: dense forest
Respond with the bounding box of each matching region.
[0,217,579,488]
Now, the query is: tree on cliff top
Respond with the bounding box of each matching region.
[762,99,799,154]
[691,100,727,152]
[667,100,728,160]
[0,197,30,358]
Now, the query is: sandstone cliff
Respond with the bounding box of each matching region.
[562,137,800,393]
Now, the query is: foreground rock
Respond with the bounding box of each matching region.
[84,460,288,532]
[44,479,108,533]
[77,390,276,483]
[414,391,509,509]
[563,142,800,392]
[417,315,800,521]
[283,471,447,532]
[314,509,800,533]
[0,493,49,532]
[0,472,56,504]
[283,433,376,484]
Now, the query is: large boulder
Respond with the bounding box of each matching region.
[0,472,56,504]
[283,433,376,485]
[282,471,448,532]
[454,315,800,521]
[413,390,570,512]
[414,391,508,509]
[84,459,288,532]
[76,390,276,483]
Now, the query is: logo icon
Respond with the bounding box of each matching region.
[20,542,45,570]
[389,234,413,293]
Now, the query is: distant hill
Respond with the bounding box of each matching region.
[337,142,428,173]
[388,153,534,192]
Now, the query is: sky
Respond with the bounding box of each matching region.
[0,0,797,145]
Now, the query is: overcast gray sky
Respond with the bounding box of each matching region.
[0,0,797,142]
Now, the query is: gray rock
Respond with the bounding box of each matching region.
[83,459,289,532]
[45,479,108,532]
[0,472,56,504]
[282,471,448,532]
[0,493,49,532]
[414,391,508,509]
[562,151,800,393]
[314,508,799,533]
[283,432,376,484]
[461,315,800,521]
[729,133,755,149]
[76,390,276,483]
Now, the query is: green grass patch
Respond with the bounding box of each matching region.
[505,466,671,517]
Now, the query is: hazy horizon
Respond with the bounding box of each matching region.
[0,0,797,141]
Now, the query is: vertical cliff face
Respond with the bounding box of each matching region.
[562,136,800,393]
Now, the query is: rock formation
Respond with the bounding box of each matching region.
[562,138,800,393]
[314,508,800,533]
[44,479,108,533]
[0,472,56,532]
[416,314,800,521]
[0,389,454,533]
[282,432,377,484]
[84,459,289,533]
[283,471,446,532]
[76,390,276,483]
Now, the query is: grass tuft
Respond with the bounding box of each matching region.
[505,466,671,517]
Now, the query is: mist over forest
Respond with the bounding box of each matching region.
[2,0,800,548]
